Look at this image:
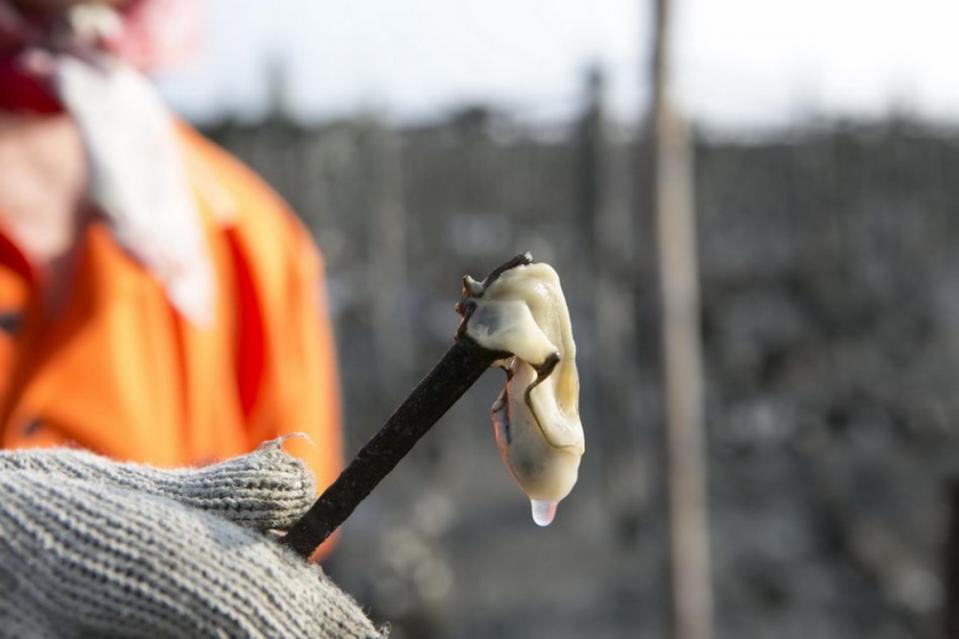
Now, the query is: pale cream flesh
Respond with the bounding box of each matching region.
[463,262,584,526]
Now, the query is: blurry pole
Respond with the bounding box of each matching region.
[576,65,603,274]
[574,65,603,456]
[578,66,642,490]
[649,1,714,639]
[365,120,414,400]
[945,480,959,637]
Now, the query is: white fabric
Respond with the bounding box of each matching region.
[55,53,213,325]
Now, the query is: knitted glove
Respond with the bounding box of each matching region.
[0,440,387,639]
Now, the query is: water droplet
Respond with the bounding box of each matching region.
[530,499,558,527]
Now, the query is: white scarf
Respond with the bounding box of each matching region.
[4,2,213,326]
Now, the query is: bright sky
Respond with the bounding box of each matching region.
[156,0,959,130]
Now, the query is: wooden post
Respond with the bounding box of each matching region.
[576,64,604,275]
[365,120,414,400]
[577,66,642,478]
[573,65,604,455]
[649,1,714,638]
[945,480,959,637]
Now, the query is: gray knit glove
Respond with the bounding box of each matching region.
[0,440,387,639]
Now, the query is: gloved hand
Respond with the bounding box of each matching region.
[0,439,387,638]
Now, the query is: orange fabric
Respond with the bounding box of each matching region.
[0,125,343,521]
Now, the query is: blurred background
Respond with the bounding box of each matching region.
[159,1,959,637]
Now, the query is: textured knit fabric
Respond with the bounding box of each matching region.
[0,441,387,638]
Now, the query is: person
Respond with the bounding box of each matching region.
[0,0,343,543]
[0,4,387,633]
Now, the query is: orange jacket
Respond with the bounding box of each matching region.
[0,125,343,502]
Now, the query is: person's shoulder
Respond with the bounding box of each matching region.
[174,122,322,271]
[174,122,298,229]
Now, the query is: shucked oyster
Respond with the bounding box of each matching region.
[460,259,585,526]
